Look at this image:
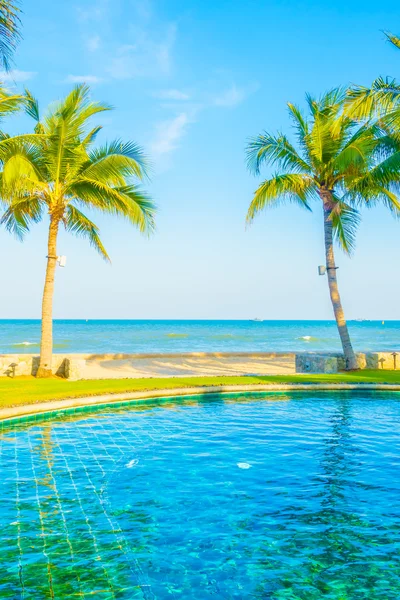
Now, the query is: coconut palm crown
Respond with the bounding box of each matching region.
[0,84,156,377]
[246,87,400,369]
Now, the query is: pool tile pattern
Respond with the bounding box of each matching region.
[1,392,400,598]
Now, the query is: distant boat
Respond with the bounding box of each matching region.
[251,318,264,322]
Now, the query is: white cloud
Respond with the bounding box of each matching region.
[214,84,247,107]
[155,89,190,101]
[146,80,258,164]
[86,35,101,52]
[108,23,176,79]
[213,83,259,108]
[150,113,190,156]
[0,69,36,83]
[65,74,104,84]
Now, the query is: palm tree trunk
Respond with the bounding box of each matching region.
[36,215,60,378]
[322,200,358,370]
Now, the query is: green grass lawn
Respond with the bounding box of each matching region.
[1,370,400,409]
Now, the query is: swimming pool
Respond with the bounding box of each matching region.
[1,391,400,598]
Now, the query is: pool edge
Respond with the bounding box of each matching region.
[2,383,400,426]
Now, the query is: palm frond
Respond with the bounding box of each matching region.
[329,200,360,255]
[24,88,40,121]
[81,126,102,148]
[332,123,378,176]
[384,31,400,50]
[318,87,347,114]
[287,103,309,138]
[84,139,149,181]
[40,85,114,185]
[45,84,111,138]
[346,77,400,120]
[0,195,43,239]
[308,89,350,166]
[364,151,400,188]
[0,139,47,194]
[64,204,110,261]
[377,187,400,215]
[286,102,312,161]
[69,178,156,233]
[246,173,314,223]
[246,132,311,175]
[0,85,23,121]
[305,93,318,117]
[23,88,46,134]
[371,131,400,161]
[0,0,21,72]
[0,132,47,157]
[117,185,156,233]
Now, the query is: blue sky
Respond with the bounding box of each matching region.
[1,0,400,319]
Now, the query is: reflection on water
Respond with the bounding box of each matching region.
[0,392,400,598]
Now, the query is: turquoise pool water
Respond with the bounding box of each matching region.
[1,391,400,598]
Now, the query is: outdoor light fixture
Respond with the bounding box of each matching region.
[47,255,67,267]
[318,265,326,276]
[58,255,67,268]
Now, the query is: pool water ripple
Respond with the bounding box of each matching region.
[1,392,400,598]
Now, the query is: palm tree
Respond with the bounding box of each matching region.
[246,88,400,370]
[0,85,155,377]
[0,1,21,71]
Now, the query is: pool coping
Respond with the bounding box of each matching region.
[1,383,400,425]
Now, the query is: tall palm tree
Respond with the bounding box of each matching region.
[0,0,21,71]
[0,85,155,377]
[246,88,400,370]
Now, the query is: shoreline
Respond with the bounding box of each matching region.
[1,350,399,379]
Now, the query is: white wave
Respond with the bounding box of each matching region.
[237,462,251,469]
[12,341,38,346]
[297,335,312,341]
[125,459,139,468]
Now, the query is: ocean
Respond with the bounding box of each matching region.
[0,319,399,354]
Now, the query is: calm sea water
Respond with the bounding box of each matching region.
[1,391,400,598]
[0,319,399,354]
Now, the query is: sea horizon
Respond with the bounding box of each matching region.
[1,318,398,322]
[1,319,399,354]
